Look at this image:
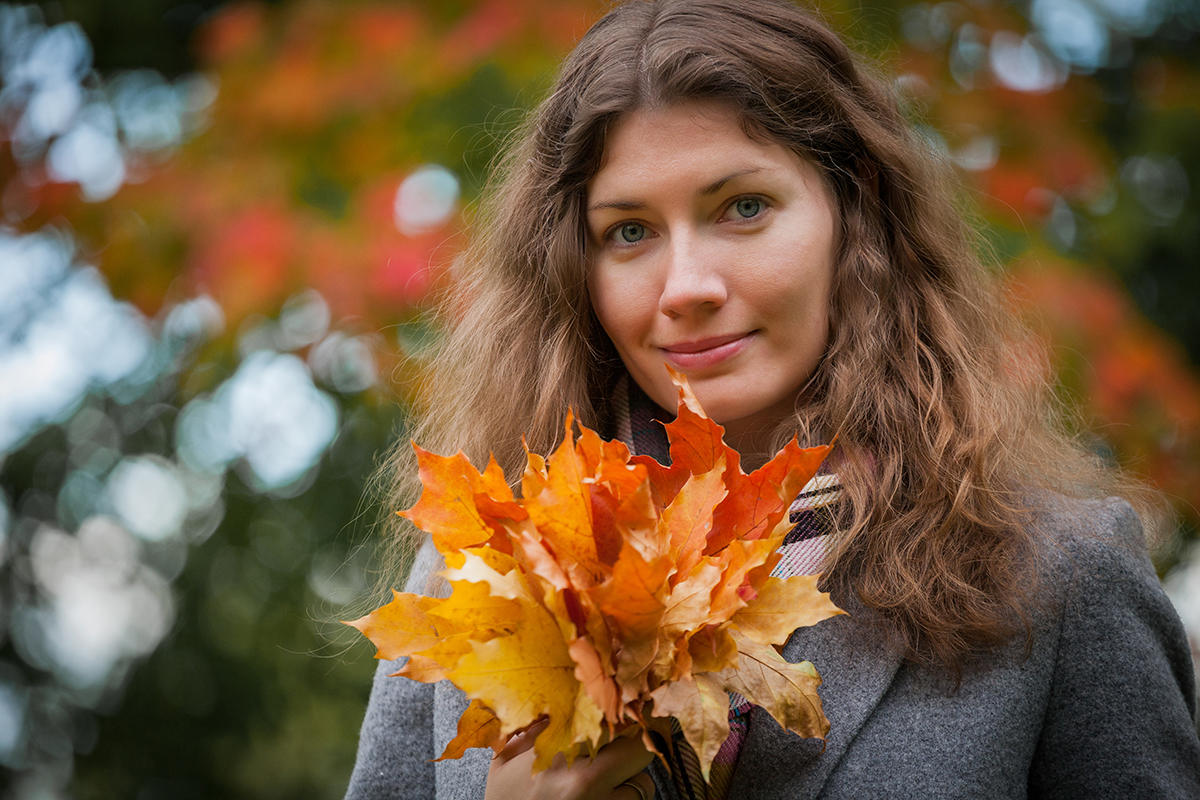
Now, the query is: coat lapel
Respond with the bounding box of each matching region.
[724,594,903,798]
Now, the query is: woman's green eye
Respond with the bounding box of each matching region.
[616,223,646,243]
[734,197,763,218]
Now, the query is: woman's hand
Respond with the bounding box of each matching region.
[484,720,656,800]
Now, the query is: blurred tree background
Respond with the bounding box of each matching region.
[0,0,1197,797]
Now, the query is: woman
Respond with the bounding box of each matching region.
[346,1,1200,798]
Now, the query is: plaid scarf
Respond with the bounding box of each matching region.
[614,377,842,800]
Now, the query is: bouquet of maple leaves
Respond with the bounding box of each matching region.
[348,372,842,782]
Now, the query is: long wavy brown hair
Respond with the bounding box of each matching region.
[372,0,1158,671]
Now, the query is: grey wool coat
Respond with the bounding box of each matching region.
[344,495,1200,799]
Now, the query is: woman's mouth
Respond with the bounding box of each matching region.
[659,332,754,369]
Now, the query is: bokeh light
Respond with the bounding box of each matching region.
[0,231,153,454]
[393,164,461,235]
[176,350,339,490]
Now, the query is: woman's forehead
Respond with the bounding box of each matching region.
[587,102,815,203]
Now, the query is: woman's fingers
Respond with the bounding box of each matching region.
[485,722,657,800]
[589,730,655,778]
[581,730,656,798]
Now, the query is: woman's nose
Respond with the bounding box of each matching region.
[657,234,728,318]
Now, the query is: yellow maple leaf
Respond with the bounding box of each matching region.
[729,574,846,646]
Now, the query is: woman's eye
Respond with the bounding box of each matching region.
[613,222,646,244]
[733,197,764,219]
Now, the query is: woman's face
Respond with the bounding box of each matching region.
[586,101,839,456]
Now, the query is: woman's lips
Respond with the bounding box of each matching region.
[659,332,754,369]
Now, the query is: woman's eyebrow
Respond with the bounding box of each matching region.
[587,198,645,212]
[587,167,766,213]
[699,167,764,196]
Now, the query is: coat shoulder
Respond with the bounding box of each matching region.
[1024,494,1154,592]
